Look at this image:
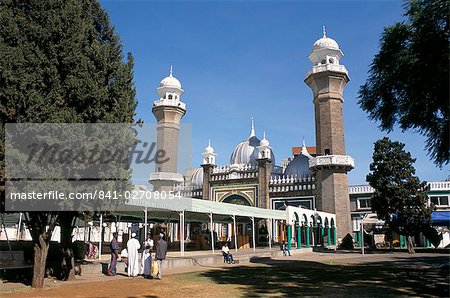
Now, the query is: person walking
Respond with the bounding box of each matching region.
[141,244,152,278]
[127,232,141,277]
[108,232,120,276]
[155,233,168,280]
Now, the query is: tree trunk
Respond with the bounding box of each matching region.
[32,235,49,288]
[60,213,76,281]
[407,235,415,254]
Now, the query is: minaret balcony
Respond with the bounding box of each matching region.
[309,155,355,171]
[153,98,186,110]
[149,172,185,183]
[305,64,348,79]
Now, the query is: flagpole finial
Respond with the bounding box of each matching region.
[170,65,173,76]
[322,25,326,37]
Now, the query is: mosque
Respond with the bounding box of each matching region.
[147,28,449,249]
[149,28,355,246]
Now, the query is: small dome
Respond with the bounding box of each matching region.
[159,66,182,89]
[190,168,203,188]
[313,36,339,51]
[260,132,269,147]
[313,26,339,51]
[284,146,313,178]
[204,140,214,154]
[160,75,181,89]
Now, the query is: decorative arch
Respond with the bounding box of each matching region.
[317,215,323,226]
[302,214,308,226]
[221,194,251,206]
[293,212,300,224]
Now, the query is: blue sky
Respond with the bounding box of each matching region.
[102,0,448,185]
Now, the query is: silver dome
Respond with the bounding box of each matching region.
[190,167,203,188]
[230,135,275,167]
[284,151,313,178]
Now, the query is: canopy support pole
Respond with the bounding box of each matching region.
[179,211,185,256]
[98,213,103,260]
[251,217,256,251]
[208,213,214,254]
[16,212,22,240]
[231,215,238,252]
[268,219,272,251]
[144,207,148,240]
[83,212,87,243]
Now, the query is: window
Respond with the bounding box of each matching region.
[329,58,334,64]
[357,198,371,210]
[430,196,449,206]
[321,60,326,65]
[168,94,173,100]
[324,149,330,155]
[352,216,362,231]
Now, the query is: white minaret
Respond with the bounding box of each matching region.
[149,66,187,192]
[202,140,216,165]
[258,132,272,160]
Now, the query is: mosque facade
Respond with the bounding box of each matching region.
[149,29,356,245]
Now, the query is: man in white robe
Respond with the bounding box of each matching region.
[127,233,141,277]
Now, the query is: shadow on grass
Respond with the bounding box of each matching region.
[201,255,449,297]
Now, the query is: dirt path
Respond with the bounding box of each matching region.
[2,252,448,297]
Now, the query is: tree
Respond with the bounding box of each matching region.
[367,137,435,254]
[358,0,449,167]
[0,0,137,287]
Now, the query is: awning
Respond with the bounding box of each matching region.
[432,211,450,226]
[109,196,287,223]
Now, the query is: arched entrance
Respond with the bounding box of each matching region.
[221,194,251,206]
[221,194,252,248]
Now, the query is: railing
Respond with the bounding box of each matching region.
[428,181,450,191]
[212,163,257,174]
[269,175,316,193]
[181,189,203,198]
[305,64,348,78]
[210,163,259,181]
[211,171,258,181]
[153,98,186,110]
[309,155,355,170]
[149,172,184,182]
[349,181,450,194]
[348,184,375,195]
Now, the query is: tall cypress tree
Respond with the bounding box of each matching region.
[1,0,137,287]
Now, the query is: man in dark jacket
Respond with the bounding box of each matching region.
[108,232,120,276]
[155,233,168,279]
